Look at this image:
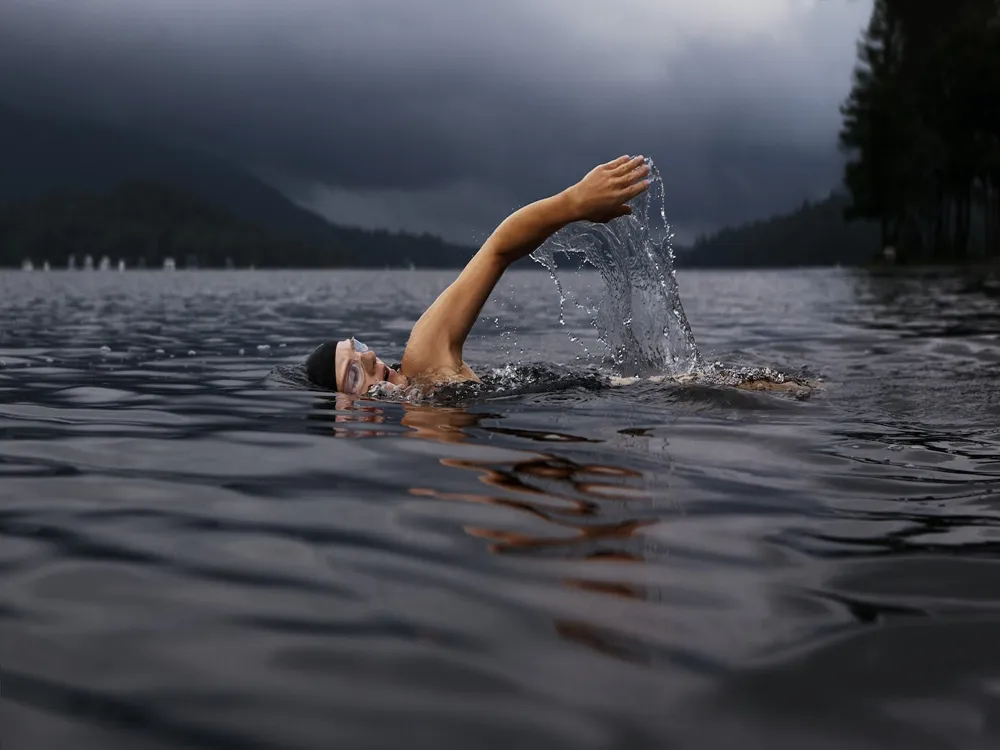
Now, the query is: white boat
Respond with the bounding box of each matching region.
[20,259,34,271]
[163,257,176,271]
[98,255,111,271]
[83,254,94,271]
[117,260,126,272]
[42,261,51,272]
[67,254,77,270]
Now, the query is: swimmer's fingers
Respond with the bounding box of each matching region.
[620,177,652,202]
[610,155,646,177]
[604,154,633,170]
[615,162,651,189]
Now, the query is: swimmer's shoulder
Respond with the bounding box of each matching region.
[401,345,479,382]
[402,361,480,396]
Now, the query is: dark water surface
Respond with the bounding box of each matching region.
[2,268,1000,750]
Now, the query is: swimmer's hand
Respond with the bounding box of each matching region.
[563,155,651,224]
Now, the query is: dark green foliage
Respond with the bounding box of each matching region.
[839,0,1000,261]
[679,193,881,268]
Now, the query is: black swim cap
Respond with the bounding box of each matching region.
[305,340,340,391]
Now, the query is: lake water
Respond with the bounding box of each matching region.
[2,267,1000,750]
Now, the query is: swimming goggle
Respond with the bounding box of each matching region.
[339,337,371,394]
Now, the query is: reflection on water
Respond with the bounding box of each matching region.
[327,397,662,661]
[423,446,660,664]
[2,268,1000,749]
[846,268,1000,338]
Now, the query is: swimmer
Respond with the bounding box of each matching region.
[305,155,814,397]
[306,155,653,395]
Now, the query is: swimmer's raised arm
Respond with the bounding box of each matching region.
[400,155,651,383]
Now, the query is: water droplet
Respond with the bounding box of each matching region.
[279,343,287,348]
[887,444,904,452]
[44,357,53,364]
[257,345,271,352]
[238,348,245,356]
[155,349,165,355]
[188,350,196,356]
[99,346,111,354]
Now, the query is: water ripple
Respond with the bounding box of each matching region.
[2,268,999,749]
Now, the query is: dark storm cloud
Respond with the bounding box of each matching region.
[0,0,872,242]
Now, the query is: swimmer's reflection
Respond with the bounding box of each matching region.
[410,447,659,663]
[413,455,654,556]
[316,396,657,560]
[315,394,613,447]
[310,394,495,442]
[314,396,662,661]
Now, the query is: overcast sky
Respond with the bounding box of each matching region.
[0,0,873,244]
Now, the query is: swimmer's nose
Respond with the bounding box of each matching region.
[359,350,378,374]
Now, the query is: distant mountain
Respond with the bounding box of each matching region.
[0,180,350,268]
[677,193,882,268]
[0,104,474,267]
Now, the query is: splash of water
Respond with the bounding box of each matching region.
[362,363,610,404]
[530,158,702,377]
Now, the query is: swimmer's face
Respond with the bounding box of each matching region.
[335,337,407,395]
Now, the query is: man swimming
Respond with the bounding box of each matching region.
[306,155,652,395]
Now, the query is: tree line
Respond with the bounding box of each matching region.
[840,0,1000,262]
[681,193,880,268]
[0,181,475,269]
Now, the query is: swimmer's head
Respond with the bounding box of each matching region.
[305,338,407,394]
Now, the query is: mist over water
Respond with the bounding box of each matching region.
[531,159,701,377]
